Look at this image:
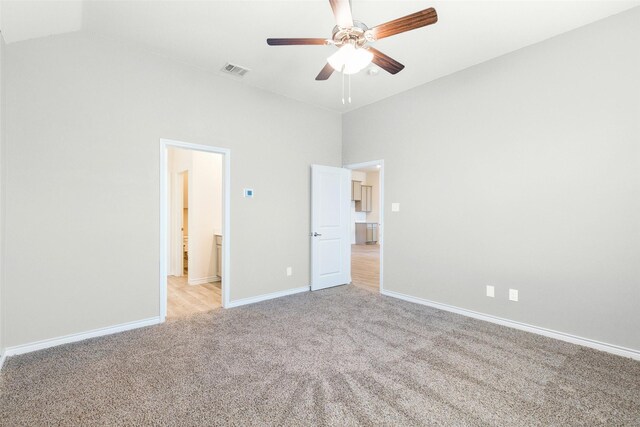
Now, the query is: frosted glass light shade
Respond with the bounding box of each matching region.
[327,44,373,75]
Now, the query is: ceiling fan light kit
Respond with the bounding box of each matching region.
[327,43,373,74]
[267,0,438,103]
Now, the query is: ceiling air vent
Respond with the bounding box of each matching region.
[221,63,250,77]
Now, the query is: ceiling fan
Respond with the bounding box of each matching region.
[266,0,438,80]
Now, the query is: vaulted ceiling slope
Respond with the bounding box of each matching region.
[0,0,82,43]
[2,1,639,112]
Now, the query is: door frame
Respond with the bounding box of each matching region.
[160,138,231,320]
[343,159,384,293]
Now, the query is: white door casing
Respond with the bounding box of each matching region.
[344,159,384,293]
[160,138,231,317]
[310,165,351,291]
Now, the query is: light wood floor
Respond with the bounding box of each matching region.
[167,275,221,320]
[351,244,380,292]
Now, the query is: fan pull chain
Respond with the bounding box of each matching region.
[348,74,352,104]
[341,69,345,105]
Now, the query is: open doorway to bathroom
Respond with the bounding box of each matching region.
[160,139,231,321]
[179,170,189,276]
[345,161,384,293]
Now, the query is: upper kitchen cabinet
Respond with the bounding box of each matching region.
[351,180,362,201]
[355,185,372,212]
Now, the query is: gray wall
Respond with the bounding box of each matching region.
[4,33,341,348]
[343,8,640,351]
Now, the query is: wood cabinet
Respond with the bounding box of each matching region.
[355,223,378,244]
[351,180,362,201]
[215,234,223,279]
[355,185,372,212]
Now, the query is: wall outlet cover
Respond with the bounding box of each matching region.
[486,285,495,298]
[509,289,519,302]
[391,203,400,212]
[286,267,292,276]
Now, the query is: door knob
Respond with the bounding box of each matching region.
[313,232,322,237]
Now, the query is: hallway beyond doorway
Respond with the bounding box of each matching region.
[351,244,380,292]
[167,276,221,320]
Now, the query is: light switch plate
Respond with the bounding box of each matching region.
[286,267,292,277]
[391,203,400,212]
[486,285,495,298]
[509,289,519,302]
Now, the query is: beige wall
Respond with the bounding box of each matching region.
[187,150,222,283]
[168,146,192,277]
[0,27,5,356]
[3,33,341,348]
[3,7,638,355]
[343,8,640,351]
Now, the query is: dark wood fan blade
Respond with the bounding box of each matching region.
[267,38,328,46]
[368,47,405,75]
[329,0,354,28]
[369,7,438,40]
[315,63,335,81]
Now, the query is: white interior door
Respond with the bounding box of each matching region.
[311,164,351,291]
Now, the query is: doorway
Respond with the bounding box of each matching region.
[344,160,384,293]
[179,170,189,276]
[160,139,231,321]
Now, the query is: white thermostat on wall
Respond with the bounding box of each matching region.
[244,188,254,198]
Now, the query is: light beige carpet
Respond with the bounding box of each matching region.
[1,285,639,426]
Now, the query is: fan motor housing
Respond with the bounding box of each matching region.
[332,21,371,47]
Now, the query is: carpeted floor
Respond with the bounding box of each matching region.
[1,285,639,426]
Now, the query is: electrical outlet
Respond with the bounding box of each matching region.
[486,285,495,298]
[391,203,400,212]
[509,289,519,302]
[286,267,292,277]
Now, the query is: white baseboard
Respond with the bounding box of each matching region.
[2,285,309,364]
[381,289,640,361]
[2,317,161,361]
[227,286,310,308]
[188,276,217,286]
[0,351,6,371]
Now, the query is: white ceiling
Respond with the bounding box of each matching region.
[2,1,639,112]
[0,0,82,44]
